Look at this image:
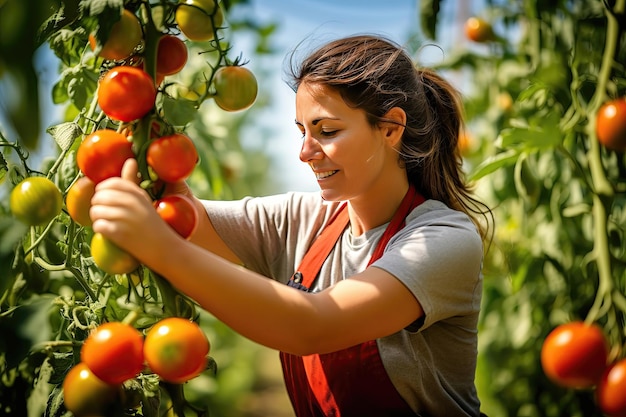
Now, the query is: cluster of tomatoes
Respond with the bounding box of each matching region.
[8,2,260,415]
[541,321,626,416]
[63,317,210,416]
[70,124,201,275]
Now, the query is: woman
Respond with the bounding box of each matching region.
[90,34,491,416]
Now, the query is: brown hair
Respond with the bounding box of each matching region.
[287,34,492,240]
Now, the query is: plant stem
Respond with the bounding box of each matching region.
[584,0,624,326]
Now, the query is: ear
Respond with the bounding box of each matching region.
[380,107,406,148]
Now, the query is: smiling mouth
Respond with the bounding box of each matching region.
[315,170,338,180]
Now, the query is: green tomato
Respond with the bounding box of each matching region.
[175,0,224,42]
[10,177,63,226]
[213,66,258,112]
[90,232,140,275]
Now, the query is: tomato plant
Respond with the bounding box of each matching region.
[541,321,608,389]
[1,1,272,416]
[10,177,63,226]
[66,176,96,227]
[90,232,141,275]
[97,66,157,122]
[597,359,626,417]
[212,65,258,111]
[89,9,143,61]
[175,0,224,42]
[157,34,188,76]
[81,321,145,384]
[146,132,198,182]
[76,129,136,184]
[155,194,199,239]
[464,17,495,43]
[62,362,119,417]
[144,317,210,383]
[596,97,626,151]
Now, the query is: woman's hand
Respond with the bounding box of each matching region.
[90,158,180,263]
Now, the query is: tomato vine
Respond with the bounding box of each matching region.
[0,0,263,415]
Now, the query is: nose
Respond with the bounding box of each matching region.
[299,133,323,163]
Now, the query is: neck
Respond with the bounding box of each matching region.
[347,179,410,236]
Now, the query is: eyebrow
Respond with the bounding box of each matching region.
[294,117,338,126]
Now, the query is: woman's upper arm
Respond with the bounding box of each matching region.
[188,197,242,264]
[300,267,423,354]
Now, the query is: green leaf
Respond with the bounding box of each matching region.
[469,149,520,181]
[0,152,7,183]
[162,96,199,127]
[66,68,98,110]
[0,295,55,369]
[47,122,83,152]
[419,0,441,40]
[80,0,124,16]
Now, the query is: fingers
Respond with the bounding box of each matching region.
[121,158,141,185]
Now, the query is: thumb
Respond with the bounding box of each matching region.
[121,158,141,185]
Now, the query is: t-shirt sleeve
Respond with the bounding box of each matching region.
[200,192,336,283]
[371,202,484,331]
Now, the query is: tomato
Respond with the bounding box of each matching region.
[89,9,143,61]
[81,321,144,384]
[597,359,626,416]
[175,0,224,42]
[157,35,188,76]
[540,321,608,389]
[91,232,140,275]
[63,362,119,416]
[146,133,198,182]
[154,194,199,239]
[66,176,96,227]
[457,131,474,156]
[10,177,63,226]
[464,17,495,43]
[76,129,135,184]
[97,66,157,122]
[212,66,258,112]
[596,97,626,151]
[143,317,210,383]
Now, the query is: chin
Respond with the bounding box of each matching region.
[319,189,347,202]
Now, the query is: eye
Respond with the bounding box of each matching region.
[320,129,338,137]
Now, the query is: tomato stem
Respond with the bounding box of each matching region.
[584,0,624,335]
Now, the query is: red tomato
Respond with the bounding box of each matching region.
[143,317,210,383]
[63,362,119,416]
[81,321,145,385]
[76,129,135,184]
[597,359,626,416]
[89,9,143,61]
[154,194,199,239]
[212,66,258,112]
[464,17,495,43]
[540,321,608,389]
[66,176,96,227]
[97,66,157,122]
[596,98,626,151]
[146,133,198,182]
[10,177,63,226]
[157,35,188,76]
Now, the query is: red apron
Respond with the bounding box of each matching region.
[280,185,424,417]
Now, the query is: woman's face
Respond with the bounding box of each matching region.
[295,82,403,202]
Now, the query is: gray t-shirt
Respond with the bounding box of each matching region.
[202,191,484,416]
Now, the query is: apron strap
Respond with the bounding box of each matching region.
[290,184,424,290]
